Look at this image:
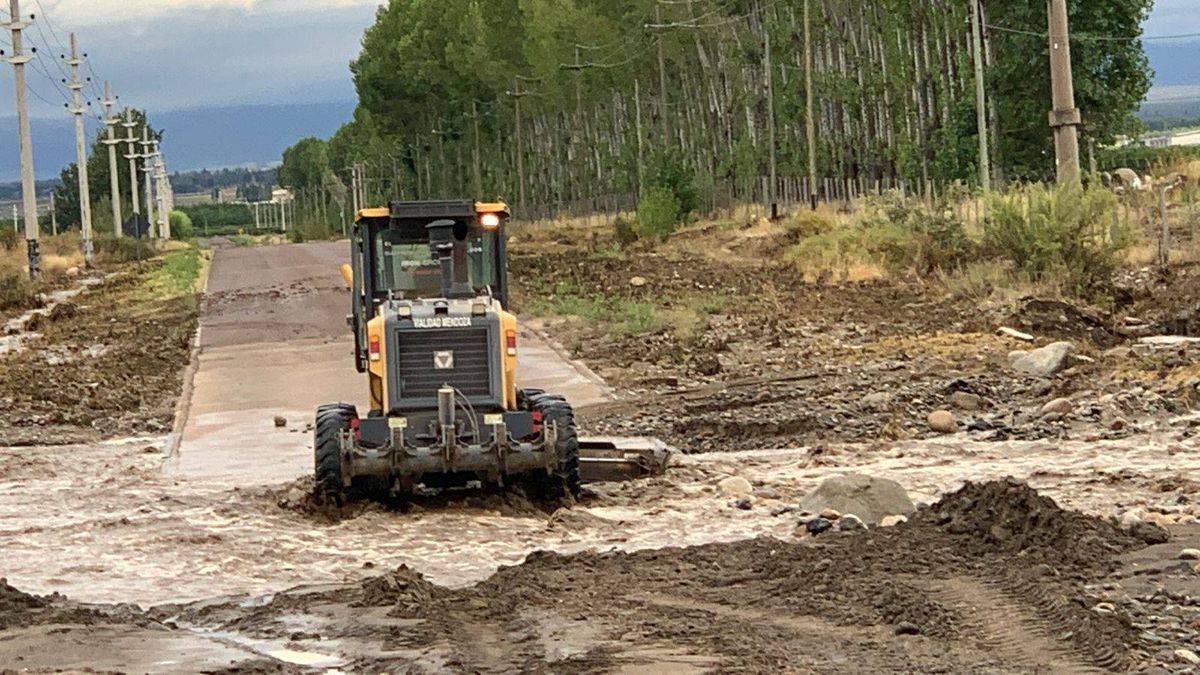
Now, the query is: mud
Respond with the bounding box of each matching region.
[0,263,198,445]
[79,480,1150,673]
[511,248,1200,453]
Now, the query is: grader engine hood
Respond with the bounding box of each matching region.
[383,299,504,413]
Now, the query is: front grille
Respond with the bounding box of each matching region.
[395,327,493,399]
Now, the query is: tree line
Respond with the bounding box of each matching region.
[280,0,1153,216]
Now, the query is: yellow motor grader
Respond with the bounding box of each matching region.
[317,200,667,502]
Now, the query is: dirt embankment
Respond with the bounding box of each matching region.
[0,258,201,446]
[155,480,1167,673]
[511,245,1200,454]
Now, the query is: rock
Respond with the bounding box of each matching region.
[1011,341,1074,377]
[861,391,893,411]
[997,327,1035,342]
[947,392,984,412]
[798,474,915,526]
[880,515,908,528]
[1007,350,1029,365]
[752,487,782,500]
[1179,549,1200,561]
[717,476,753,498]
[65,266,80,277]
[1130,521,1170,545]
[48,301,78,322]
[805,517,833,535]
[894,622,920,636]
[1040,398,1074,416]
[819,508,841,520]
[1092,602,1116,614]
[732,498,753,511]
[629,276,648,288]
[273,416,288,428]
[1119,509,1143,530]
[927,410,958,434]
[1141,336,1200,348]
[837,514,867,531]
[1109,418,1127,431]
[1175,649,1200,665]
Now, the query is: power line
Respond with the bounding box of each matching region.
[987,23,1200,42]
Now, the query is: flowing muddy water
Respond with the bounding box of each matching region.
[1,431,1194,607]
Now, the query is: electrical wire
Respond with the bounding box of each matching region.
[987,23,1200,43]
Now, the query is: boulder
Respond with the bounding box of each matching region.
[1011,342,1074,377]
[629,276,648,288]
[1178,549,1200,561]
[861,391,894,411]
[717,476,753,498]
[927,410,958,434]
[1039,398,1074,417]
[798,474,915,526]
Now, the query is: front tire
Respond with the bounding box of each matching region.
[315,402,357,504]
[529,394,581,500]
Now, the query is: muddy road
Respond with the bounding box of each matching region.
[2,239,1200,672]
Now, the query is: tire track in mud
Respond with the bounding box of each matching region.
[919,575,1111,674]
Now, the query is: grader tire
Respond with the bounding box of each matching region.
[530,396,581,500]
[315,403,357,505]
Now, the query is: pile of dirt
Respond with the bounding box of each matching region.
[357,565,452,617]
[923,478,1150,562]
[0,578,111,630]
[0,578,46,628]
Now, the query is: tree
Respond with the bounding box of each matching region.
[278,137,332,190]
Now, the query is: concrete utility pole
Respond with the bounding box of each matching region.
[505,80,534,209]
[4,0,40,275]
[761,5,778,217]
[153,148,169,239]
[1047,0,1081,185]
[140,128,156,238]
[101,82,123,236]
[11,204,16,233]
[970,0,991,192]
[67,34,94,266]
[49,192,56,235]
[123,109,141,232]
[803,0,817,203]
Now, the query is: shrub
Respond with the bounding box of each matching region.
[169,211,194,239]
[636,188,682,240]
[612,217,638,246]
[983,183,1127,297]
[94,235,157,264]
[644,149,700,217]
[782,210,836,242]
[0,229,18,251]
[0,264,37,311]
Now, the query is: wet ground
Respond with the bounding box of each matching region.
[3,235,1200,672]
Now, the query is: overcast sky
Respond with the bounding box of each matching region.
[0,0,1196,119]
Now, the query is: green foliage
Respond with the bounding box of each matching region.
[636,187,682,240]
[145,247,203,299]
[180,203,255,233]
[0,229,19,251]
[643,150,699,217]
[169,211,194,240]
[1097,145,1200,174]
[94,235,157,264]
[612,216,638,246]
[279,137,332,190]
[983,183,1127,297]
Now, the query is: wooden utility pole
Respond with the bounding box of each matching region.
[4,0,40,274]
[655,1,671,142]
[101,82,123,236]
[803,0,817,203]
[1047,0,1081,185]
[67,34,94,265]
[970,0,991,192]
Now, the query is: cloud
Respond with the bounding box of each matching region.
[1,0,379,116]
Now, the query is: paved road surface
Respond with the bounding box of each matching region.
[170,240,611,485]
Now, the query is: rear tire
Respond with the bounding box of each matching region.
[529,394,581,500]
[315,402,357,504]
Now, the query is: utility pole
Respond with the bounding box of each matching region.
[4,0,40,275]
[761,6,778,217]
[506,79,536,209]
[101,81,123,236]
[635,79,645,200]
[1047,0,1081,185]
[652,2,672,141]
[11,204,16,233]
[970,0,991,192]
[123,109,141,234]
[140,128,156,238]
[153,147,169,239]
[470,101,483,197]
[803,0,817,204]
[67,34,94,265]
[49,192,56,235]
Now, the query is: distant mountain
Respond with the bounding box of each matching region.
[1147,41,1200,88]
[0,101,356,182]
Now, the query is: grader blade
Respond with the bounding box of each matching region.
[578,437,673,483]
